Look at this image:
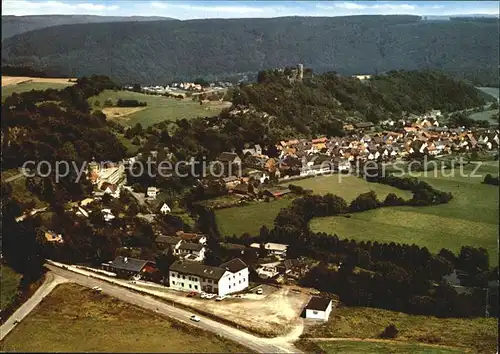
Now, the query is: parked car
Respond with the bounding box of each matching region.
[190,315,201,322]
[92,286,102,292]
[256,288,263,295]
[13,320,19,325]
[205,293,216,299]
[200,292,208,299]
[215,295,226,301]
[187,291,197,297]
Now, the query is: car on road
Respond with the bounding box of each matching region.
[256,288,263,295]
[190,315,201,322]
[92,286,102,292]
[13,320,19,325]
[215,295,226,301]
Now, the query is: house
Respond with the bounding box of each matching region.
[160,203,171,214]
[304,296,334,321]
[217,152,242,174]
[169,258,248,296]
[250,242,289,257]
[221,176,241,190]
[155,235,183,250]
[176,231,207,245]
[101,209,115,222]
[42,229,64,243]
[147,187,159,200]
[353,122,375,132]
[102,256,157,279]
[100,182,120,198]
[177,243,206,261]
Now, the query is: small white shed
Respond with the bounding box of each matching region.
[304,296,333,321]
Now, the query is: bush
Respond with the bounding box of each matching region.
[379,324,398,338]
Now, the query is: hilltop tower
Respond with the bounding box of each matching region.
[297,63,304,81]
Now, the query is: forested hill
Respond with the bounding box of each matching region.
[226,69,486,139]
[1,15,177,40]
[2,15,498,85]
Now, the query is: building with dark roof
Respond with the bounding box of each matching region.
[169,258,248,296]
[304,296,334,321]
[102,256,157,279]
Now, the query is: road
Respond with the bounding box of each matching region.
[0,272,67,341]
[3,168,28,183]
[46,265,300,353]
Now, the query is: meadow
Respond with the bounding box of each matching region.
[0,265,22,312]
[297,340,465,354]
[215,175,411,237]
[310,162,499,265]
[477,87,499,99]
[88,90,230,127]
[1,283,249,352]
[302,306,497,353]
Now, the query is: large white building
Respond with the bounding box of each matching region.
[169,258,249,296]
[250,242,289,257]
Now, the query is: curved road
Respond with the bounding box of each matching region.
[46,265,300,353]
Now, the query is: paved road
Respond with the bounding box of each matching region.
[0,272,67,341]
[46,265,299,353]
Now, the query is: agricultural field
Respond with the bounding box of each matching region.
[0,265,22,312]
[1,283,249,352]
[88,90,230,127]
[302,306,497,353]
[310,162,499,265]
[469,109,498,123]
[2,76,74,100]
[215,175,411,237]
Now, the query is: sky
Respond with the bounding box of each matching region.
[2,1,499,19]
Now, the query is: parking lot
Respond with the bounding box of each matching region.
[134,282,309,336]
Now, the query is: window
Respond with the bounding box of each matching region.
[194,285,198,290]
[229,285,231,289]
[172,281,175,285]
[171,273,176,278]
[313,311,318,315]
[239,280,241,284]
[181,283,184,287]
[189,284,192,289]
[183,275,186,279]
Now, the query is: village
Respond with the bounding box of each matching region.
[20,105,497,332]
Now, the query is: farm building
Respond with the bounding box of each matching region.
[304,296,333,321]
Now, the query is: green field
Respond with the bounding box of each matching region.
[298,340,465,354]
[88,90,229,127]
[0,265,22,312]
[469,109,498,123]
[478,87,499,99]
[1,283,249,352]
[303,306,497,353]
[215,175,411,237]
[310,163,499,264]
[2,82,72,100]
[1,170,47,209]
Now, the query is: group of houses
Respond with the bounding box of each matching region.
[156,231,208,262]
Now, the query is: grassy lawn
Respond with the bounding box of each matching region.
[88,90,229,127]
[0,265,22,312]
[298,340,465,354]
[1,283,250,352]
[2,82,73,100]
[215,175,411,237]
[303,306,497,353]
[310,163,499,264]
